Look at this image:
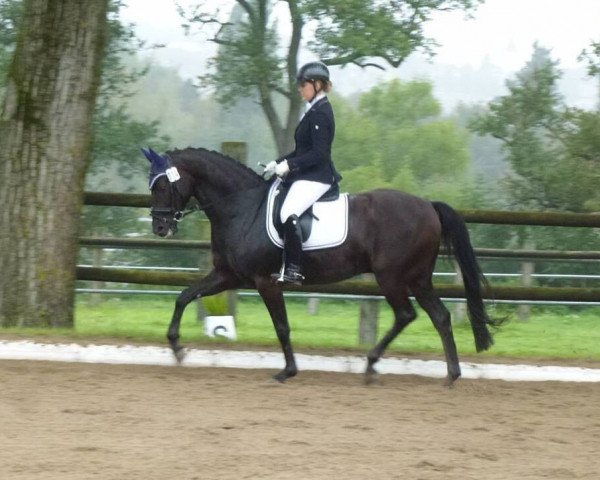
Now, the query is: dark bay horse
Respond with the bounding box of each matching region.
[145,147,500,386]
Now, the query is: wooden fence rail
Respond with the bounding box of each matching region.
[76,266,600,302]
[79,236,600,261]
[80,192,600,303]
[84,191,600,227]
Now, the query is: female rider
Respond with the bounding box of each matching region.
[264,61,342,285]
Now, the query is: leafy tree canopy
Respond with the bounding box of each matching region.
[470,43,600,212]
[578,40,600,79]
[333,79,472,205]
[180,0,483,154]
[0,0,169,189]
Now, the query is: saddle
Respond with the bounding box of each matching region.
[266,178,349,251]
[271,181,340,241]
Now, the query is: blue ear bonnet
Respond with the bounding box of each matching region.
[142,147,171,189]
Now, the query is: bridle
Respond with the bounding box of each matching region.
[150,174,200,228]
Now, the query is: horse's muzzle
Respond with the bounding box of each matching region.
[153,221,177,238]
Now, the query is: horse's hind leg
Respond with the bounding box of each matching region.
[366,280,416,384]
[413,284,461,387]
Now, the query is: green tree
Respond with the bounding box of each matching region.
[578,40,600,90]
[180,0,483,155]
[0,0,109,327]
[122,60,280,167]
[1,0,172,192]
[469,43,600,290]
[88,1,171,192]
[471,43,600,212]
[334,79,472,204]
[79,7,172,271]
[0,0,174,325]
[79,18,175,281]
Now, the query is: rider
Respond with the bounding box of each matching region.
[264,61,342,285]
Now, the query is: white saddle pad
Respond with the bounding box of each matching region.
[266,178,349,251]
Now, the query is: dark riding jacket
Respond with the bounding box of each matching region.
[277,96,342,185]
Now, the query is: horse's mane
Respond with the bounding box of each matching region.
[167,147,264,188]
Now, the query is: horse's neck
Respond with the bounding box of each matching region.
[186,160,264,221]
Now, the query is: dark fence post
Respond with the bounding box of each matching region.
[453,263,466,323]
[518,238,535,321]
[359,298,379,345]
[358,274,379,345]
[90,247,105,306]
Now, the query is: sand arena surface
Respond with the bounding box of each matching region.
[1,359,599,479]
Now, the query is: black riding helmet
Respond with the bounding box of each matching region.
[296,61,330,85]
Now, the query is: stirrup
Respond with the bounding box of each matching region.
[270,265,304,285]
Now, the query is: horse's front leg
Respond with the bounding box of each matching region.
[168,269,238,363]
[256,278,297,382]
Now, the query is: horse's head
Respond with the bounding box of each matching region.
[143,148,190,238]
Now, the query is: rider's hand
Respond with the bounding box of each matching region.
[263,161,277,176]
[275,160,290,177]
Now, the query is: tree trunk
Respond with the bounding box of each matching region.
[0,0,108,327]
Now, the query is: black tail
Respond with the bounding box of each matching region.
[432,201,497,352]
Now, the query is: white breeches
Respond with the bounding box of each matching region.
[280,180,332,224]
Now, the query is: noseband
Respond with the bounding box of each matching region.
[150,177,199,227]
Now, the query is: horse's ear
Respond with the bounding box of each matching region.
[143,147,170,169]
[141,148,152,163]
[149,148,171,167]
[148,147,161,160]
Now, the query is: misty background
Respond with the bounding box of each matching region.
[121,0,599,111]
[111,0,599,193]
[72,1,600,290]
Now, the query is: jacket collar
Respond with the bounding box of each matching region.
[299,94,328,123]
[305,92,327,112]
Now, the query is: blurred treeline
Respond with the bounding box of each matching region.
[90,50,600,286]
[1,0,598,286]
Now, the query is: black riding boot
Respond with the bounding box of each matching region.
[271,215,305,285]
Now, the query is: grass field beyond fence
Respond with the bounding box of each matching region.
[3,295,599,362]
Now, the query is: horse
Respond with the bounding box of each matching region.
[144,147,500,386]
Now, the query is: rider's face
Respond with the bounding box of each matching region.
[298,81,318,102]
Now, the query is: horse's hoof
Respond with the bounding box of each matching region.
[364,363,380,385]
[443,374,460,388]
[364,371,380,386]
[173,347,186,364]
[272,369,297,383]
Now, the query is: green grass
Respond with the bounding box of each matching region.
[2,295,600,361]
